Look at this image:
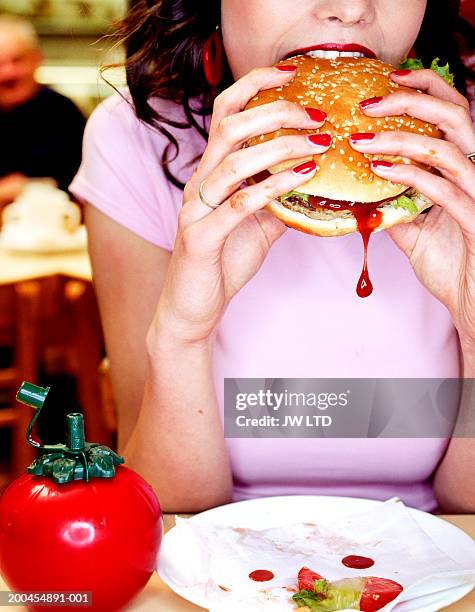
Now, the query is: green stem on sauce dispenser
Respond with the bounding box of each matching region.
[16,381,124,484]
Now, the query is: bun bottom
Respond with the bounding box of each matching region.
[266,191,433,237]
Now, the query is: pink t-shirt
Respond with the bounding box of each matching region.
[70,92,460,512]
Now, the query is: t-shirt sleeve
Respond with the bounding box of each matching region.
[69,93,178,251]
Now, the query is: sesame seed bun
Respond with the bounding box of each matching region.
[244,55,441,236]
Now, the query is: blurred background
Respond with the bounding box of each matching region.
[0,0,473,495]
[0,0,126,492]
[0,0,126,116]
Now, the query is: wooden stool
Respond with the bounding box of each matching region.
[63,280,115,449]
[0,281,41,490]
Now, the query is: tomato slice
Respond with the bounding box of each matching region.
[297,566,324,591]
[359,577,404,612]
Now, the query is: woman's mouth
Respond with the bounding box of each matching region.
[284,43,377,61]
[301,50,366,59]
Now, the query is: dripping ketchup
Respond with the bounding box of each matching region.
[341,554,375,569]
[249,569,275,582]
[250,170,394,297]
[307,195,385,298]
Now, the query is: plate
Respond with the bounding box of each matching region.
[157,495,475,611]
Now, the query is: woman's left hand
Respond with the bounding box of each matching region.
[349,69,475,349]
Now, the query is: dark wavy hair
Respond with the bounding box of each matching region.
[109,0,469,189]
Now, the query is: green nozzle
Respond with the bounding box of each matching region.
[18,380,124,484]
[66,413,86,451]
[16,382,50,410]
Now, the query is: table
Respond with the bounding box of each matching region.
[0,248,91,285]
[2,514,472,611]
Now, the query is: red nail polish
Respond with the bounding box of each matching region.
[307,134,332,147]
[304,108,327,123]
[360,96,383,109]
[372,160,394,169]
[293,160,317,175]
[391,69,411,77]
[275,65,297,72]
[350,132,376,143]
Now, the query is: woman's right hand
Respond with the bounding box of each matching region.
[151,66,331,346]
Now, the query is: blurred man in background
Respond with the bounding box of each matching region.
[0,15,85,208]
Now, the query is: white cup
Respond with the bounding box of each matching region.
[2,179,81,237]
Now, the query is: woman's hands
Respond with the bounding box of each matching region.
[349,69,475,352]
[152,66,331,346]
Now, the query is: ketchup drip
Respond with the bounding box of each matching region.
[250,171,392,297]
[249,569,275,582]
[307,195,385,298]
[354,205,382,298]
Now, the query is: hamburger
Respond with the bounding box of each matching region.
[244,54,441,239]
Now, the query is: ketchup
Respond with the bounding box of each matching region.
[341,554,375,569]
[249,569,275,582]
[307,195,386,298]
[250,172,399,297]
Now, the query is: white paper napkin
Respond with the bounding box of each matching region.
[157,498,475,611]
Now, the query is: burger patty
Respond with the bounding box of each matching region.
[281,188,416,221]
[283,196,353,220]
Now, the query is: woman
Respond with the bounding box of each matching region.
[70,0,475,513]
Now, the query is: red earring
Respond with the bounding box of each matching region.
[203,28,223,86]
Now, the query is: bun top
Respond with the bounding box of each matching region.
[244,55,441,203]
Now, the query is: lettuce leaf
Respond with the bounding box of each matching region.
[314,579,330,596]
[280,190,309,203]
[398,57,424,70]
[430,57,455,87]
[292,582,361,611]
[398,57,455,87]
[392,194,418,215]
[293,589,323,609]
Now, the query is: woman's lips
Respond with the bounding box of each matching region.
[283,43,377,60]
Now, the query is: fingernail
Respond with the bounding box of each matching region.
[360,96,383,109]
[275,65,297,72]
[372,160,394,169]
[304,107,327,123]
[307,134,332,147]
[350,132,376,144]
[391,69,412,77]
[293,160,317,175]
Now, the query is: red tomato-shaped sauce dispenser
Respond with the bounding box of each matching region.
[0,382,163,611]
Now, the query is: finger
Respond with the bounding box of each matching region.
[200,100,327,175]
[349,131,475,194]
[359,90,475,155]
[186,132,330,224]
[200,133,331,208]
[210,99,326,148]
[390,68,469,107]
[253,208,288,247]
[386,205,446,259]
[209,65,298,131]
[385,217,422,258]
[370,160,475,238]
[191,160,318,250]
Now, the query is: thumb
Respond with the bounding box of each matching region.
[385,221,421,259]
[254,209,287,248]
